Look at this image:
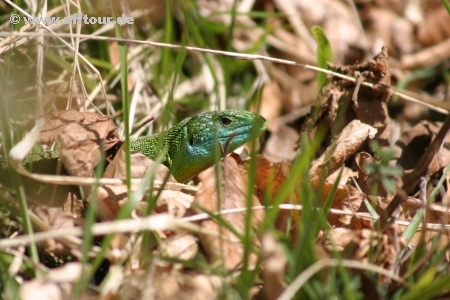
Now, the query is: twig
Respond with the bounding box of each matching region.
[377,113,450,227]
[0,32,448,115]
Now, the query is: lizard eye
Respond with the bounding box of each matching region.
[220,116,232,126]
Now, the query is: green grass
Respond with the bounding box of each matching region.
[1,0,450,299]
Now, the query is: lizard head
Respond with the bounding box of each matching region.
[170,109,267,182]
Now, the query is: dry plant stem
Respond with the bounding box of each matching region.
[2,1,108,107]
[0,32,447,115]
[352,73,365,103]
[378,113,450,227]
[3,203,450,249]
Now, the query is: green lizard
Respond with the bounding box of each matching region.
[1,109,267,199]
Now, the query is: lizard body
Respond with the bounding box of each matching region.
[0,109,267,199]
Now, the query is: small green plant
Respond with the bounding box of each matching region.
[365,141,403,194]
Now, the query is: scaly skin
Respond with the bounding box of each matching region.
[131,109,267,182]
[0,110,267,199]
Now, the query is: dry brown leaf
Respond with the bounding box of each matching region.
[33,207,77,256]
[417,6,450,47]
[20,263,89,300]
[118,268,221,300]
[255,156,364,238]
[320,227,352,252]
[324,228,407,272]
[402,197,450,225]
[98,144,181,220]
[194,156,262,270]
[62,192,84,219]
[38,110,120,177]
[154,233,198,269]
[96,185,192,220]
[154,190,193,218]
[103,144,173,181]
[399,37,450,69]
[364,7,414,56]
[254,156,300,239]
[395,121,450,176]
[355,152,373,192]
[310,120,377,180]
[95,185,128,220]
[301,47,392,150]
[326,166,355,187]
[325,183,365,227]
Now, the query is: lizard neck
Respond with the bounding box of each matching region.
[130,118,189,175]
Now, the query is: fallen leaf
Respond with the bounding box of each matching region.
[103,143,173,181]
[255,156,364,239]
[311,120,377,180]
[33,206,77,256]
[118,268,221,300]
[324,228,407,272]
[38,110,120,177]
[154,233,198,269]
[301,47,392,150]
[395,121,450,176]
[20,263,89,300]
[194,156,262,270]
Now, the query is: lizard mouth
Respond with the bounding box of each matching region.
[205,115,267,147]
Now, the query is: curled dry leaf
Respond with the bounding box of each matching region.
[194,156,262,270]
[355,152,373,193]
[326,166,355,187]
[301,47,392,150]
[310,119,377,180]
[253,155,300,240]
[62,192,84,219]
[38,110,120,177]
[324,183,365,227]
